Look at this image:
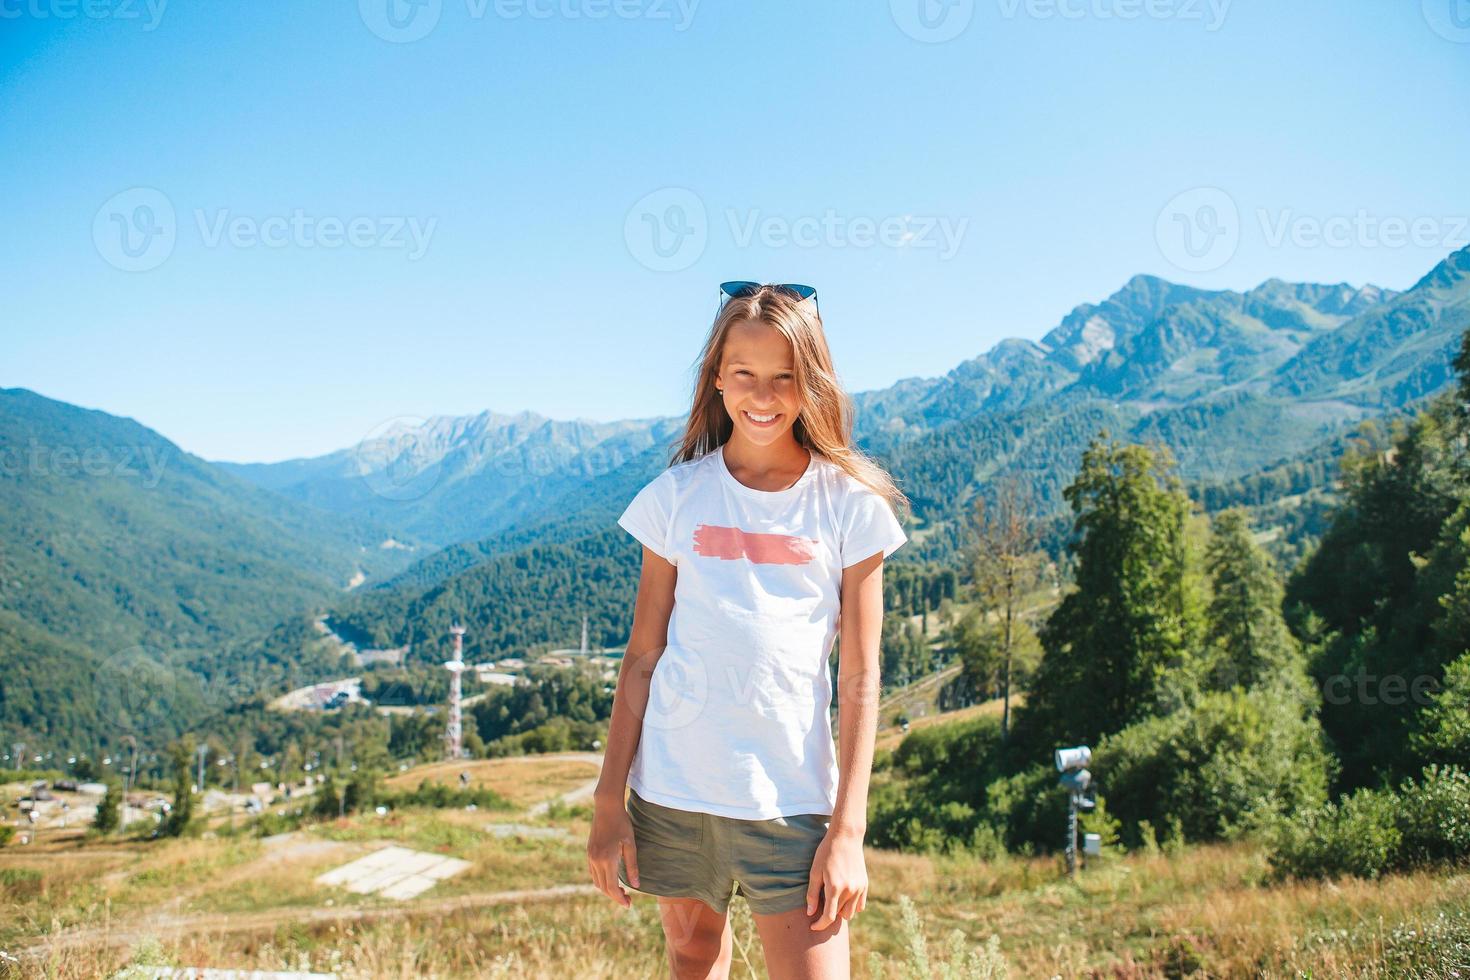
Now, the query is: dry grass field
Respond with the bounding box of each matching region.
[4,750,1468,978]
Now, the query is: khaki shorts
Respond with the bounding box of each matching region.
[615,787,831,916]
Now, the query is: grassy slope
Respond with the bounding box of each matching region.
[3,755,1467,978]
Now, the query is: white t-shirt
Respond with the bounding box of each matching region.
[616,442,908,820]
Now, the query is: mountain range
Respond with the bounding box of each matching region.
[222,248,1468,556]
[4,244,1468,754]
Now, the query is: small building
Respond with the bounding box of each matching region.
[476,671,519,687]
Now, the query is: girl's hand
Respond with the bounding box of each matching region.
[805,825,867,930]
[586,794,639,909]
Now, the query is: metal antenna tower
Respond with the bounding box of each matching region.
[444,625,467,760]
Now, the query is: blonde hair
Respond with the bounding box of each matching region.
[665,284,911,526]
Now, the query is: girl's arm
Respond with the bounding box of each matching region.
[593,545,678,804]
[831,549,887,837]
[806,549,886,927]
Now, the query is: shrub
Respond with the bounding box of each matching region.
[482,716,605,756]
[1267,786,1403,880]
[1395,765,1470,867]
[1268,765,1470,880]
[379,779,513,811]
[1079,793,1123,853]
[1095,686,1332,845]
[983,762,1067,854]
[869,715,1008,854]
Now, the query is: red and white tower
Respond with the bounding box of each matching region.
[444,624,467,760]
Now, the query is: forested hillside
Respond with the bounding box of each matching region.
[0,389,410,755]
[5,247,1467,763]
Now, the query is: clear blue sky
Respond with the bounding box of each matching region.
[3,0,1468,463]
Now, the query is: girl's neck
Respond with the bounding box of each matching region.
[722,434,812,487]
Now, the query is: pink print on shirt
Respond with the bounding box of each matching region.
[692,524,817,565]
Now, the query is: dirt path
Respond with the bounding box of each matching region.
[18,882,602,956]
[526,752,603,816]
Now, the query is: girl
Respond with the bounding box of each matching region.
[587,282,910,979]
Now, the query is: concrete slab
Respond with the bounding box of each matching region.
[313,845,470,900]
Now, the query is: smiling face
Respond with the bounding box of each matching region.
[716,319,803,448]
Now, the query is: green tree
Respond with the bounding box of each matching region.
[163,736,195,837]
[1412,651,1470,765]
[1286,393,1470,785]
[1014,435,1205,751]
[343,766,381,814]
[314,770,342,819]
[1203,508,1310,696]
[93,779,123,834]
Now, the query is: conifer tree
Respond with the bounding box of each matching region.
[1203,508,1309,697]
[1014,435,1205,750]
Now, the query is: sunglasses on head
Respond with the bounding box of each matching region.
[719,281,819,313]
